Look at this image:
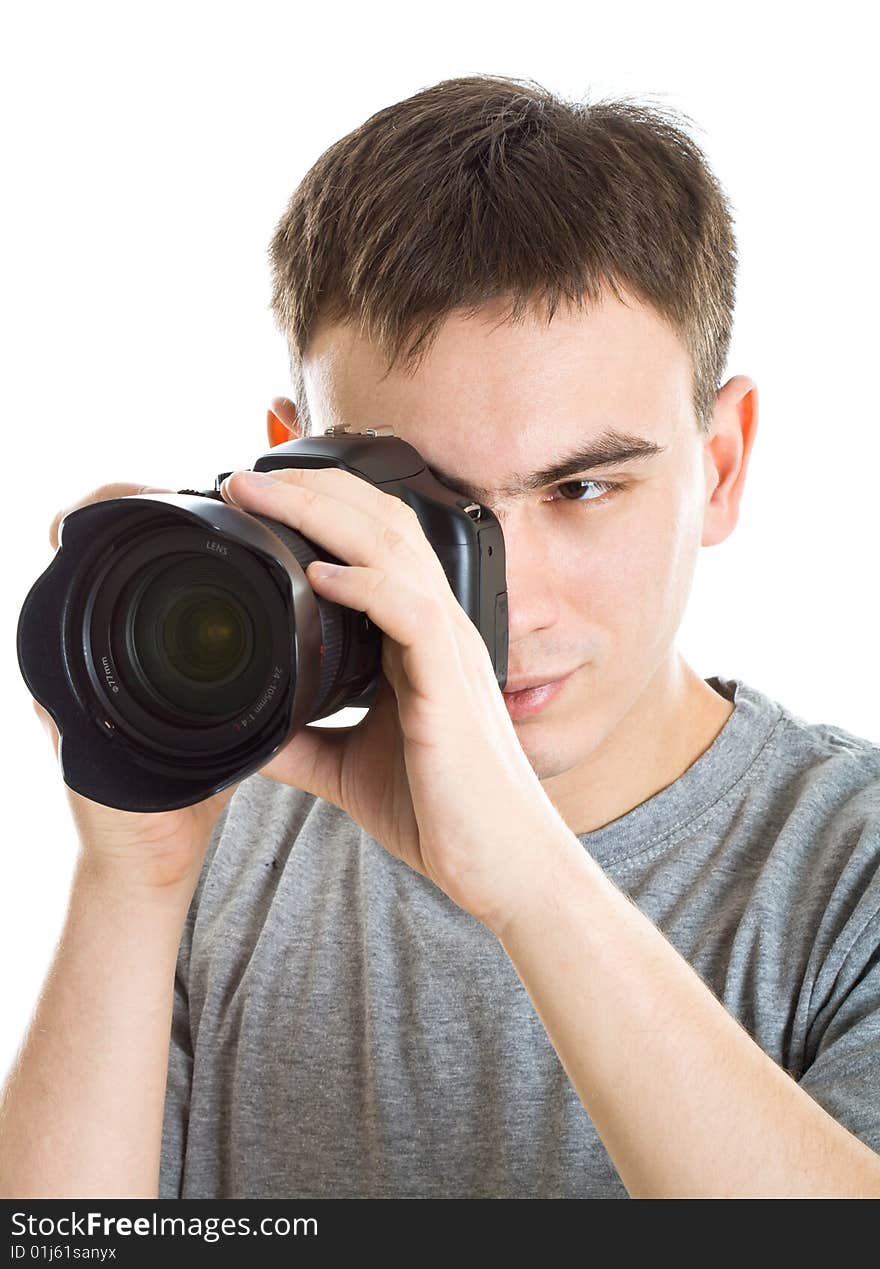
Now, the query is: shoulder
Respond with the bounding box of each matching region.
[722,674,880,825]
[771,696,880,836]
[711,679,880,948]
[754,689,880,947]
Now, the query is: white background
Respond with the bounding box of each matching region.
[1,1,877,1078]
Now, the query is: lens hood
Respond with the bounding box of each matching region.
[17,493,330,812]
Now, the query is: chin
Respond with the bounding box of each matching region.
[513,722,587,783]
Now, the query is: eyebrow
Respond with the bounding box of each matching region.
[426,428,667,504]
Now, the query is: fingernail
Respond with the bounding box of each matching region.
[221,471,274,503]
[309,562,343,582]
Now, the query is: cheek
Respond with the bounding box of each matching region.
[559,490,700,636]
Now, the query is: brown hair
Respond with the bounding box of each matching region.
[268,74,737,436]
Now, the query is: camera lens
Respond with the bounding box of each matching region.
[120,556,272,720]
[134,578,252,686]
[17,491,391,810]
[155,588,249,684]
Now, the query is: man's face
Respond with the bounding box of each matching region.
[302,288,715,787]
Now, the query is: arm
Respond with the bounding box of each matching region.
[0,857,194,1198]
[208,466,880,1196]
[495,827,880,1199]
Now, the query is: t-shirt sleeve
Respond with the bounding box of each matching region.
[797,855,880,1157]
[157,799,232,1199]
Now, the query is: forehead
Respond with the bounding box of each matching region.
[302,291,692,488]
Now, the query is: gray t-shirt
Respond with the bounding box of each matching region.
[158,674,880,1198]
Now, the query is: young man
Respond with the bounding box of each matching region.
[5,75,880,1199]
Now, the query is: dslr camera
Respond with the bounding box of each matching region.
[17,426,509,812]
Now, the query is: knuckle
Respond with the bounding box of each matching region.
[379,521,407,554]
[278,474,318,502]
[290,481,320,509]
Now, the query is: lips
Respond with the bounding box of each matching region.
[503,672,574,694]
[501,670,575,720]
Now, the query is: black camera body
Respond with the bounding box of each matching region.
[17,427,508,812]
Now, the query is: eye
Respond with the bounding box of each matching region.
[545,478,625,508]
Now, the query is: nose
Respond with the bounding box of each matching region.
[496,509,561,645]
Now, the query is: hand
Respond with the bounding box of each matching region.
[219,465,567,933]
[33,483,241,894]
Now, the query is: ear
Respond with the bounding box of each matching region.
[267,396,303,447]
[701,375,759,548]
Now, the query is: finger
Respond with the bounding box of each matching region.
[256,708,352,805]
[259,669,401,801]
[228,464,396,521]
[306,561,465,699]
[49,483,176,551]
[219,468,446,586]
[221,466,424,553]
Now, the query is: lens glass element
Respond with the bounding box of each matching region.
[122,556,273,719]
[159,588,250,685]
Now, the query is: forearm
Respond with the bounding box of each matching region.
[0,855,193,1198]
[496,828,880,1198]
